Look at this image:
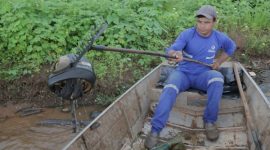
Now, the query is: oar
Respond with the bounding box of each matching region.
[233,62,262,150]
[92,45,212,67]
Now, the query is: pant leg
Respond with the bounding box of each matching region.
[192,70,224,123]
[151,70,190,133]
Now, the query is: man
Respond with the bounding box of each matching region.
[145,5,236,149]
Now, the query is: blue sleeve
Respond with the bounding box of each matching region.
[220,33,236,56]
[165,30,189,54]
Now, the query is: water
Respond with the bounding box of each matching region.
[0,103,104,150]
[254,69,270,101]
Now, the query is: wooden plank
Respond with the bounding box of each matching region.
[233,62,262,150]
[150,88,243,111]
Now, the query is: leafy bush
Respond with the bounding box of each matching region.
[0,0,168,79]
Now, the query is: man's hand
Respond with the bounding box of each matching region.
[168,50,183,63]
[212,61,220,70]
[212,52,230,70]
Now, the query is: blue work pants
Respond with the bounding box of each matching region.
[151,69,224,133]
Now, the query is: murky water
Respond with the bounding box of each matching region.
[0,103,104,150]
[254,70,270,101]
[254,70,270,84]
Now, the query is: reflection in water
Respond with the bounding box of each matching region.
[0,105,104,150]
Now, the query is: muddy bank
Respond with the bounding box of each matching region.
[0,68,97,107]
[0,63,143,107]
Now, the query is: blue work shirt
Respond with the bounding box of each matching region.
[166,27,236,74]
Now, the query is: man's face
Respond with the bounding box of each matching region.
[196,17,215,37]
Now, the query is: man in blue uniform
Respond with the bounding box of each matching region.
[145,5,236,149]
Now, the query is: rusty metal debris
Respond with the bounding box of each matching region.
[90,122,100,130]
[16,107,43,117]
[37,119,91,127]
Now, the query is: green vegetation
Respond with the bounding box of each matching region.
[0,0,269,104]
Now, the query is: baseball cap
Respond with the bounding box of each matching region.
[196,5,217,20]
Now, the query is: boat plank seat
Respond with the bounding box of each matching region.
[186,88,207,95]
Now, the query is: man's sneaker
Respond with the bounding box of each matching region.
[144,132,159,149]
[205,122,219,141]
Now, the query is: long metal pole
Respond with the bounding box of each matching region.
[71,100,79,133]
[92,45,212,67]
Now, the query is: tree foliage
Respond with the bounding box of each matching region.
[0,0,269,80]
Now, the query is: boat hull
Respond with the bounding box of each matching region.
[63,62,270,150]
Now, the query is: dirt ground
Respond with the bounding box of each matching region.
[0,64,100,108]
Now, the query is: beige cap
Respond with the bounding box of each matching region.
[196,5,217,20]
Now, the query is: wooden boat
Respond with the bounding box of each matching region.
[63,62,270,150]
